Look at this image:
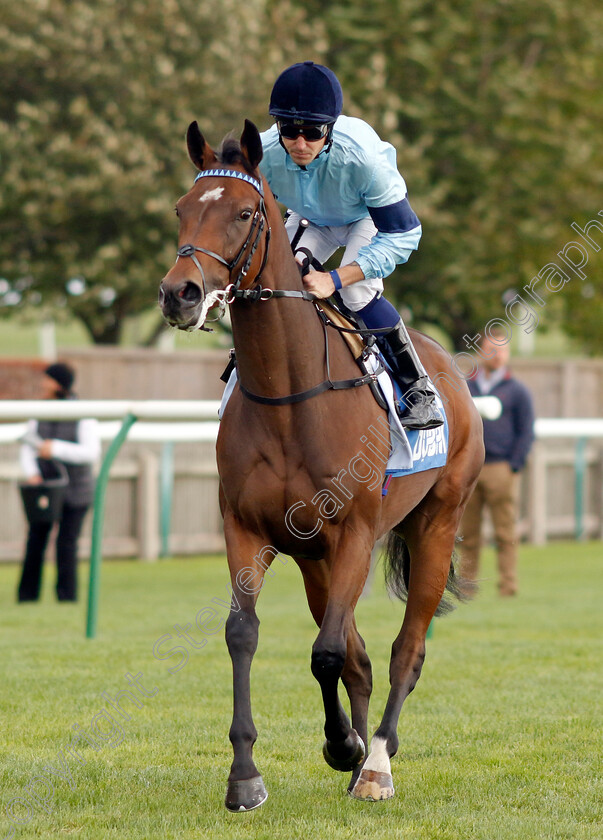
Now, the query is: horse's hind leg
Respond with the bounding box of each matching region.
[341,620,373,790]
[297,557,372,787]
[352,508,460,802]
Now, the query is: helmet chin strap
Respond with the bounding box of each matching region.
[324,123,335,151]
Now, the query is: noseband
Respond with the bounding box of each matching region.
[175,168,271,328]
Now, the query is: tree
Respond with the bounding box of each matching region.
[0,0,321,343]
[3,0,601,353]
[307,0,603,352]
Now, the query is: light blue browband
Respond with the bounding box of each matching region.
[194,168,264,197]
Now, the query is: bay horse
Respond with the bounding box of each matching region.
[158,119,484,810]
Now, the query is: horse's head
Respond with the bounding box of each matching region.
[159,120,269,331]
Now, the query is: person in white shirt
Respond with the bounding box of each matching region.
[17,363,100,602]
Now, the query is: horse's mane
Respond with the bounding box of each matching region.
[217,135,256,175]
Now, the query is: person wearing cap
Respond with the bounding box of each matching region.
[17,363,100,602]
[260,60,443,430]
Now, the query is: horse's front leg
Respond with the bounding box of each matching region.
[297,557,372,785]
[223,516,272,812]
[311,539,372,776]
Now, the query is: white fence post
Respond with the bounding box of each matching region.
[138,450,160,562]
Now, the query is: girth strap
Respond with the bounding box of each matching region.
[238,369,381,406]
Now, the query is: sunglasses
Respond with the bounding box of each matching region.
[277,122,330,142]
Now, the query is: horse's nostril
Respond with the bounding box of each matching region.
[158,285,165,305]
[179,281,202,305]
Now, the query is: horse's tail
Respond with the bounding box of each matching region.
[383,531,475,616]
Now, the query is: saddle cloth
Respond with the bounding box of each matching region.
[363,354,449,476]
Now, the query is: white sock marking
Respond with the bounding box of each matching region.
[362,736,391,774]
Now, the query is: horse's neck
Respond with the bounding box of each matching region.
[230,218,331,400]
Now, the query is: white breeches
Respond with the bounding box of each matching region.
[284,213,384,311]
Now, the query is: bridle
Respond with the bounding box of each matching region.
[175,168,271,329]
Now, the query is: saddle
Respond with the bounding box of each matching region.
[313,299,365,360]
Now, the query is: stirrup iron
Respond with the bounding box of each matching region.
[381,322,444,430]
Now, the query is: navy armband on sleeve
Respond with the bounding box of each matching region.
[368,198,420,233]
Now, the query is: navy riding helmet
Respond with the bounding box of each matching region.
[269,61,343,126]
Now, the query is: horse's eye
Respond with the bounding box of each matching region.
[239,209,253,221]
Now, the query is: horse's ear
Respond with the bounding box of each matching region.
[187,121,216,170]
[240,119,263,170]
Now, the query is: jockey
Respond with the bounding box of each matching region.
[260,61,443,430]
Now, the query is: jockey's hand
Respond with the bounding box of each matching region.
[300,262,365,299]
[301,270,335,299]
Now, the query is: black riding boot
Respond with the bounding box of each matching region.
[381,320,444,430]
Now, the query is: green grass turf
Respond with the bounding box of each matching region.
[1,542,601,839]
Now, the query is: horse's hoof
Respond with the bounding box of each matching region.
[224,776,268,812]
[323,729,365,772]
[350,768,395,801]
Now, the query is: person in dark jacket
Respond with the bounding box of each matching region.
[460,334,535,596]
[17,363,100,602]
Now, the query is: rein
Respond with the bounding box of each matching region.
[237,304,383,406]
[226,294,384,406]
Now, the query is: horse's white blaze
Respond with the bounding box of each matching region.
[362,736,391,774]
[199,187,224,203]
